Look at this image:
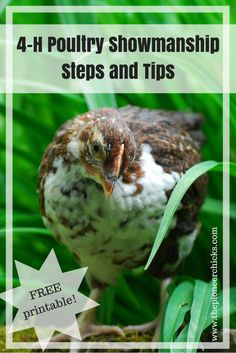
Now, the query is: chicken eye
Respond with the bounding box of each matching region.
[92,141,101,154]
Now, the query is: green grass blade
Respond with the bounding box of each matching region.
[186,280,212,352]
[145,161,218,269]
[84,94,117,110]
[176,286,236,350]
[0,227,52,237]
[161,281,194,342]
[202,197,236,220]
[99,286,115,325]
[173,324,189,353]
[117,275,141,310]
[145,161,236,270]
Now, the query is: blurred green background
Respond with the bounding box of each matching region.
[0,0,235,340]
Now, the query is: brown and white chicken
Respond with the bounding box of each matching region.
[38,105,207,340]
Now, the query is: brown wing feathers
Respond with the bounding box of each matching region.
[118,105,207,277]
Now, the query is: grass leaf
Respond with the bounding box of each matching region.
[202,197,236,220]
[0,227,52,237]
[117,275,141,310]
[186,280,212,352]
[161,281,194,342]
[145,161,236,270]
[84,94,117,110]
[175,285,236,352]
[173,324,189,353]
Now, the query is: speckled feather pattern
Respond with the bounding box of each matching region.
[38,106,207,285]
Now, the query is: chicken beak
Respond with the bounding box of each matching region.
[100,144,124,198]
[100,176,116,197]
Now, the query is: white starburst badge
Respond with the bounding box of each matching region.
[0,249,99,350]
